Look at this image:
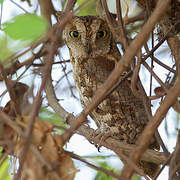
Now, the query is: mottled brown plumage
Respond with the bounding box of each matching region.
[64,15,159,177]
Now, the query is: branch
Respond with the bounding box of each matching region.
[116,0,128,49]
[65,0,77,12]
[45,67,71,120]
[38,0,56,25]
[77,124,166,165]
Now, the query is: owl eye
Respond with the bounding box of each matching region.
[69,31,80,38]
[97,30,107,38]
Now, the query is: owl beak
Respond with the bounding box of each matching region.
[87,43,92,55]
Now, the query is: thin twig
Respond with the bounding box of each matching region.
[153,57,176,73]
[125,12,145,25]
[0,64,20,115]
[143,62,168,91]
[59,59,77,99]
[116,0,128,49]
[3,36,47,67]
[150,33,154,97]
[0,47,45,80]
[55,70,72,87]
[155,130,170,157]
[9,0,29,13]
[101,0,121,43]
[142,20,180,63]
[32,60,70,66]
[152,153,172,180]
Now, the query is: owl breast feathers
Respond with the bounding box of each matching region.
[64,15,159,177]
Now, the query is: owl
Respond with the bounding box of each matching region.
[64,15,159,177]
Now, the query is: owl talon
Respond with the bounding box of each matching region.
[92,128,112,150]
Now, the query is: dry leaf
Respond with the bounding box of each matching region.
[16,116,76,180]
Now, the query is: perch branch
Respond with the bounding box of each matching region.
[77,125,166,165]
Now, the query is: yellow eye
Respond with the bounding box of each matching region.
[69,31,80,38]
[97,30,107,38]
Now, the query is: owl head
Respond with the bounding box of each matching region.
[64,16,112,59]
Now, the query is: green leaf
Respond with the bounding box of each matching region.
[0,0,4,4]
[39,107,66,128]
[132,174,141,180]
[95,172,115,180]
[77,0,97,16]
[3,14,48,41]
[0,158,11,180]
[94,162,116,180]
[94,161,141,180]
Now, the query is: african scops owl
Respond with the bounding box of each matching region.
[64,15,159,178]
